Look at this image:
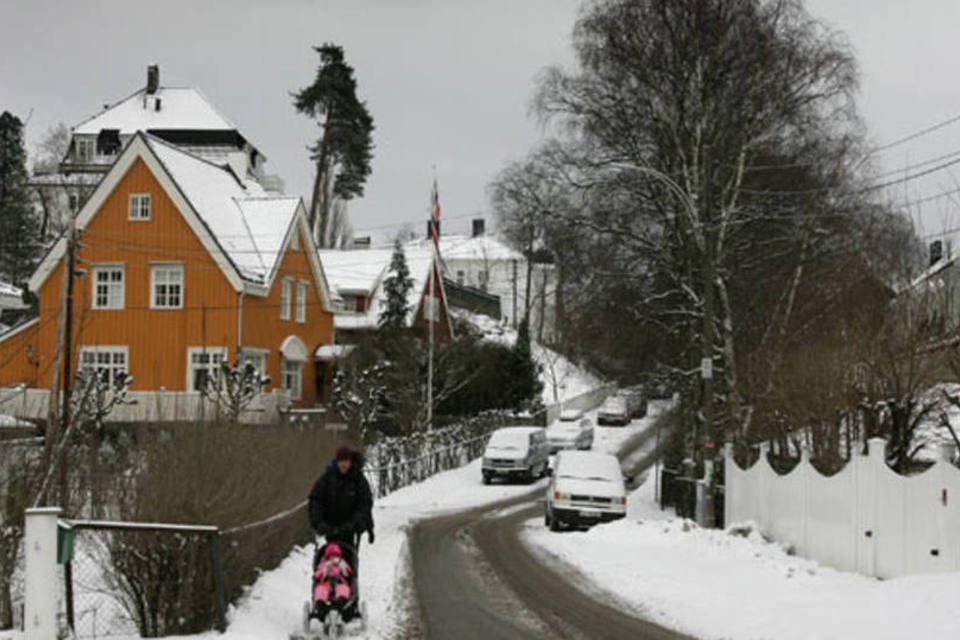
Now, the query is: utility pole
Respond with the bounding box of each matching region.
[700,148,716,528]
[58,224,78,509]
[43,217,76,507]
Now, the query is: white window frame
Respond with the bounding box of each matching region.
[76,138,95,163]
[290,229,300,251]
[239,347,269,382]
[129,193,151,221]
[282,358,303,400]
[150,263,184,309]
[91,264,125,310]
[280,277,292,320]
[78,345,129,387]
[186,347,228,392]
[296,280,308,323]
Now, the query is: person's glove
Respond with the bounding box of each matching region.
[367,528,375,545]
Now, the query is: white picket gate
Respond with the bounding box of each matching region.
[724,438,960,578]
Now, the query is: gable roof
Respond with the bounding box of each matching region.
[319,246,451,332]
[74,87,238,135]
[29,133,333,308]
[407,234,525,262]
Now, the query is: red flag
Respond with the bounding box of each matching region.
[430,178,441,247]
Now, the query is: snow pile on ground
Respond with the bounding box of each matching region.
[0,413,30,429]
[452,308,604,404]
[522,475,960,640]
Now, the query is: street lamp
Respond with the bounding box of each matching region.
[606,161,717,527]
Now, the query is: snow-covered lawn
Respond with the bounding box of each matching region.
[522,475,960,640]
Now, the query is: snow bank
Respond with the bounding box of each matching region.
[206,459,548,639]
[522,476,960,640]
[452,309,604,404]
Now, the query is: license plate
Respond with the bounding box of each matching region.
[579,510,601,518]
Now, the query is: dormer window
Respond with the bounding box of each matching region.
[129,193,151,221]
[75,138,95,163]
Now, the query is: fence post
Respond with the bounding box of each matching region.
[209,532,227,632]
[24,507,61,640]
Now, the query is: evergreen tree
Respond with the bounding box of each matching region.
[507,319,544,411]
[378,240,413,331]
[0,112,40,286]
[294,44,375,247]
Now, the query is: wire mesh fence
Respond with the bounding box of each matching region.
[62,522,224,639]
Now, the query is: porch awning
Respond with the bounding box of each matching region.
[314,344,356,362]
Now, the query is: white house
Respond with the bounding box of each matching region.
[407,218,558,343]
[318,246,453,343]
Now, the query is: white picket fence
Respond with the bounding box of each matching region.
[0,387,290,425]
[724,438,960,578]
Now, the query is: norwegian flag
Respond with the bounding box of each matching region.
[429,178,441,248]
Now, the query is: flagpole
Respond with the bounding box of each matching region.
[427,173,438,430]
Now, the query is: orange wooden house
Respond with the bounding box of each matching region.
[0,132,336,420]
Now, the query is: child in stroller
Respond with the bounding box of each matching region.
[314,543,352,605]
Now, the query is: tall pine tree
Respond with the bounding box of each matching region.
[378,239,413,331]
[0,111,40,287]
[294,44,375,247]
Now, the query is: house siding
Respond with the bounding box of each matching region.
[0,157,334,409]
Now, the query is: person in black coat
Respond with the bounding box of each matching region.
[308,446,375,547]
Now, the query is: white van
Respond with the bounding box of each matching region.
[481,426,549,484]
[545,450,628,530]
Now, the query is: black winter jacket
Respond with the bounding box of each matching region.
[308,452,374,539]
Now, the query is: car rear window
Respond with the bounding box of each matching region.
[556,452,620,480]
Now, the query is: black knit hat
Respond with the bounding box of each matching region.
[335,446,353,461]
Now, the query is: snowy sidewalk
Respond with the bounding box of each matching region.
[201,409,652,639]
[521,476,960,640]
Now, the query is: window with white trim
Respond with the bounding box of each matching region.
[75,138,95,163]
[290,230,300,251]
[282,358,303,400]
[129,193,151,220]
[151,264,183,309]
[187,347,227,392]
[78,346,128,387]
[296,281,307,323]
[280,278,292,320]
[92,265,124,309]
[240,349,268,382]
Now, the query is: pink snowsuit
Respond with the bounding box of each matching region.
[313,544,352,604]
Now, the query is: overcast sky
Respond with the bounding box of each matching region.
[3,0,960,244]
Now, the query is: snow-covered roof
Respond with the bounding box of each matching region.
[74,87,237,135]
[145,135,299,285]
[407,234,525,262]
[319,246,438,331]
[0,281,25,310]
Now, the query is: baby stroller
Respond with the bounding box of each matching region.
[292,530,367,640]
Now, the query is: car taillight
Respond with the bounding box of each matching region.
[619,496,627,505]
[554,491,561,500]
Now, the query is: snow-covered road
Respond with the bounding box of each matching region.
[403,406,686,639]
[522,474,960,640]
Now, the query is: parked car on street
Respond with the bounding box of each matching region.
[482,426,550,484]
[545,450,629,530]
[597,396,630,426]
[546,416,594,453]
